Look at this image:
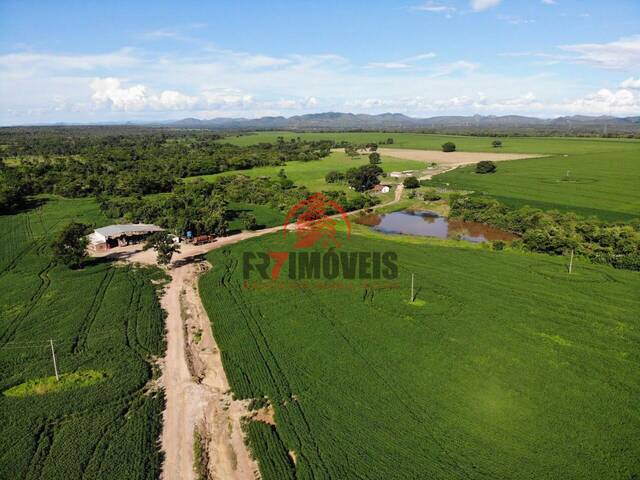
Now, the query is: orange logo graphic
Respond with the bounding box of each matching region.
[283,192,351,248]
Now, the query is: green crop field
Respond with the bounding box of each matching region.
[200,230,640,480]
[221,130,640,154]
[190,151,423,192]
[429,150,640,220]
[220,132,640,221]
[0,197,166,480]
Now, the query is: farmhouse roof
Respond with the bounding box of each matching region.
[94,223,163,239]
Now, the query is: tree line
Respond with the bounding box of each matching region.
[450,195,640,271]
[0,129,332,212]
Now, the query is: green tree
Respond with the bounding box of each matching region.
[325,171,344,183]
[346,165,383,192]
[51,222,91,269]
[492,140,503,148]
[442,142,456,152]
[368,152,381,165]
[239,212,258,230]
[476,160,497,174]
[345,146,359,158]
[403,176,420,189]
[144,231,180,266]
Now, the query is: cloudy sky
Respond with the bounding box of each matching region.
[1,0,639,125]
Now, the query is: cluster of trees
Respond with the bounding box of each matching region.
[99,173,378,237]
[0,160,25,213]
[450,195,640,270]
[98,181,231,237]
[475,160,497,174]
[442,142,456,152]
[0,129,332,201]
[326,164,385,191]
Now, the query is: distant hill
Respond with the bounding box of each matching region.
[162,112,640,134]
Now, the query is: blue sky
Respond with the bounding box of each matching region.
[1,0,639,124]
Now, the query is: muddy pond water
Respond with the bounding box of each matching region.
[356,210,518,243]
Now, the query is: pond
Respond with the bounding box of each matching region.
[356,210,518,243]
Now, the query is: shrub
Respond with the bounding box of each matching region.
[476,160,497,174]
[423,190,442,201]
[403,176,420,189]
[492,140,503,148]
[492,240,506,251]
[325,170,345,184]
[369,152,381,165]
[442,142,456,152]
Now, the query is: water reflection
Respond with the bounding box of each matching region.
[356,210,517,243]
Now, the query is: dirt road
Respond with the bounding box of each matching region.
[94,191,404,480]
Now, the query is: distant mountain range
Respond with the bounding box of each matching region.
[161,112,640,134]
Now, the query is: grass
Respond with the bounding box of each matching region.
[0,196,167,480]
[200,230,640,480]
[190,151,424,193]
[3,370,109,397]
[221,131,640,154]
[428,149,640,220]
[218,132,640,221]
[227,202,285,231]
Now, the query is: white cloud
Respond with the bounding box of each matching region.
[541,0,556,4]
[412,1,456,14]
[91,77,198,111]
[366,52,436,69]
[430,61,478,77]
[0,48,138,73]
[621,77,640,89]
[559,35,640,70]
[470,0,502,12]
[498,15,535,25]
[562,88,640,115]
[201,89,254,109]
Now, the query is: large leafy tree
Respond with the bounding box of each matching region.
[144,232,180,266]
[346,164,383,192]
[51,222,91,269]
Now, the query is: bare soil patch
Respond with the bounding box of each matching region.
[376,148,544,181]
[377,148,542,165]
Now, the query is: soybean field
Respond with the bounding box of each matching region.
[0,197,167,480]
[200,230,640,480]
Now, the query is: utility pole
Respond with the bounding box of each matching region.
[50,339,59,381]
[410,273,415,303]
[568,249,574,274]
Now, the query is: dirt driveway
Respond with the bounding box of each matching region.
[92,190,404,480]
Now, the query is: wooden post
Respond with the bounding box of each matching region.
[50,339,59,381]
[410,273,415,303]
[568,249,574,274]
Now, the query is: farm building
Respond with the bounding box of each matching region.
[389,170,415,178]
[372,184,391,193]
[88,223,163,251]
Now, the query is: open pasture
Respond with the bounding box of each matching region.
[221,132,640,221]
[200,230,640,480]
[0,197,166,480]
[191,151,424,192]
